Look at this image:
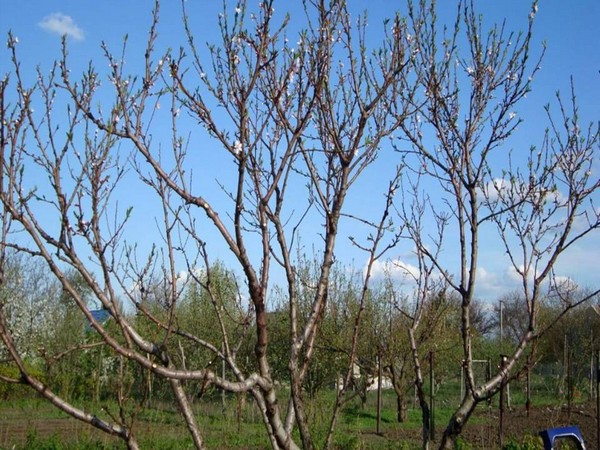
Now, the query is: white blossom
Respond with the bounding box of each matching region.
[233,140,242,155]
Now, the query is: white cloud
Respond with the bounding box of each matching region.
[505,265,525,284]
[479,176,563,206]
[499,265,587,300]
[370,258,420,284]
[176,270,189,283]
[553,241,600,289]
[473,266,502,299]
[479,178,509,202]
[38,13,84,41]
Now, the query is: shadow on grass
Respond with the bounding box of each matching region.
[343,405,393,424]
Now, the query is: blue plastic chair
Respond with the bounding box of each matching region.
[539,426,586,450]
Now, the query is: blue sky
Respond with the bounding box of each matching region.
[1,1,599,303]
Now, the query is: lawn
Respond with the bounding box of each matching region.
[0,377,592,449]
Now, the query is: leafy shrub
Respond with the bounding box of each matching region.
[0,363,44,400]
[454,436,472,450]
[502,434,543,450]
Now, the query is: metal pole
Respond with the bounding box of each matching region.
[430,350,435,441]
[377,352,382,435]
[567,337,573,420]
[499,300,504,354]
[487,359,492,446]
[222,342,226,417]
[591,331,594,400]
[499,355,507,448]
[526,364,531,418]
[596,349,599,450]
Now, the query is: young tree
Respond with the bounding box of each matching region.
[1,1,598,449]
[0,1,412,448]
[394,1,600,448]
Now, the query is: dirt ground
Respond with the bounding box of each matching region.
[460,402,597,448]
[0,402,597,449]
[0,414,182,448]
[375,402,598,449]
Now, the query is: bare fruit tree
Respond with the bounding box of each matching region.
[0,0,413,448]
[394,1,600,448]
[1,0,598,449]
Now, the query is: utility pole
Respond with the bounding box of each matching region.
[499,300,504,354]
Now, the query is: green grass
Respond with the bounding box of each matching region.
[0,378,585,449]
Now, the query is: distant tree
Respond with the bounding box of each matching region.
[536,288,600,390]
[0,253,58,362]
[42,270,97,399]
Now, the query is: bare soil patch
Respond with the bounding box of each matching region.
[1,401,597,448]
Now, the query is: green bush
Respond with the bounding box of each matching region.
[0,363,44,400]
[454,436,473,450]
[502,434,543,450]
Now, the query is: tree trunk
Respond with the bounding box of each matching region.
[438,396,476,450]
[397,394,408,422]
[389,364,409,423]
[360,386,368,410]
[415,383,431,450]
